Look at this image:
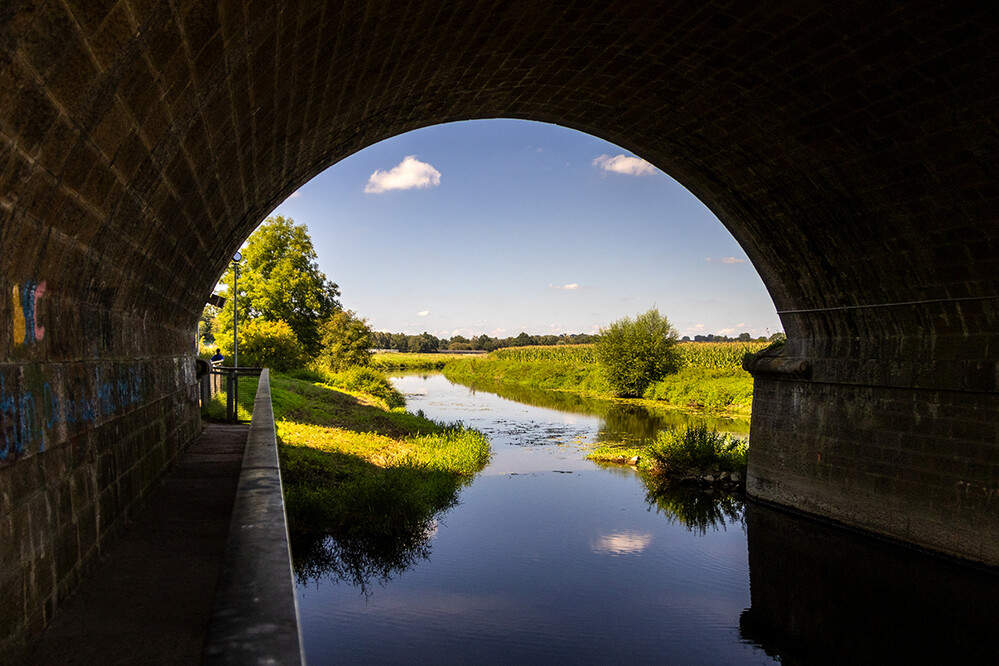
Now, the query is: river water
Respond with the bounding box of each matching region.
[294,373,999,664]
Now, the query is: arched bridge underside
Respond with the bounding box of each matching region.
[0,0,996,654]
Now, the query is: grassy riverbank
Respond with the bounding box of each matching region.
[441,342,764,416]
[370,352,474,372]
[203,369,491,540]
[274,374,489,536]
[588,422,747,488]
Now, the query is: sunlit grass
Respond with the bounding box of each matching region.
[370,352,469,371]
[588,423,747,481]
[442,342,758,415]
[267,373,490,537]
[644,423,747,474]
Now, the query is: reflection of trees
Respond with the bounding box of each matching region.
[291,516,442,597]
[449,376,750,442]
[287,460,468,596]
[644,482,745,535]
[460,376,611,416]
[598,403,668,447]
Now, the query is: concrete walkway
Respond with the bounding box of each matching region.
[21,423,248,665]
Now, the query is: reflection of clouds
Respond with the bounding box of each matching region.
[590,531,653,556]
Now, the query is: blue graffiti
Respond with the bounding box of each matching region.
[0,369,144,462]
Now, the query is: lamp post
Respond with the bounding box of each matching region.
[232,251,242,367]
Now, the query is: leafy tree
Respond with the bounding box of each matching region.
[595,308,681,397]
[215,216,340,356]
[390,333,409,352]
[407,332,439,353]
[370,331,393,350]
[317,310,373,371]
[513,332,533,346]
[216,319,301,371]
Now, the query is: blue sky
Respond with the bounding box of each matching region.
[267,119,781,340]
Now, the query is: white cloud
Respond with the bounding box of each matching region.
[287,190,302,199]
[720,256,746,264]
[590,531,653,556]
[549,283,580,290]
[416,310,429,317]
[592,154,657,176]
[718,328,736,335]
[365,156,442,193]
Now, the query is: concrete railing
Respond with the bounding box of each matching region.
[203,369,305,664]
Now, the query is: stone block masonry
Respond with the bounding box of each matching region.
[748,369,999,564]
[0,355,200,657]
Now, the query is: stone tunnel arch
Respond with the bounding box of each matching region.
[0,0,996,655]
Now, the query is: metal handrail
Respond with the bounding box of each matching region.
[201,366,264,422]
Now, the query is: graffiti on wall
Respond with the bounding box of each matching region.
[0,367,145,462]
[12,280,46,346]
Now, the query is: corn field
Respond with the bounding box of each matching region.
[490,341,768,369]
[677,342,769,369]
[491,345,598,364]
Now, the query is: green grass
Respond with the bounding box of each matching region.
[264,371,490,540]
[442,352,611,395]
[643,423,747,474]
[588,423,747,479]
[200,375,258,421]
[268,371,489,588]
[490,344,597,364]
[642,366,754,415]
[285,364,407,409]
[441,342,759,415]
[370,352,470,371]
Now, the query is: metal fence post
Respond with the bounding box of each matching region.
[226,369,236,423]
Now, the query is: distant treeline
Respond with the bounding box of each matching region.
[369,331,599,353]
[370,330,782,353]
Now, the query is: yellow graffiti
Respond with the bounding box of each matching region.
[12,284,25,346]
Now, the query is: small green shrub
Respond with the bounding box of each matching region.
[644,423,747,475]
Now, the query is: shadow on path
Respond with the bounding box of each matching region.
[21,423,247,665]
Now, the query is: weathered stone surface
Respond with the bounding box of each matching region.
[0,0,997,658]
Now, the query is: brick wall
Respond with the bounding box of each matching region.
[0,355,200,656]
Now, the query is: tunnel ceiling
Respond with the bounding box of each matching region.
[0,1,996,357]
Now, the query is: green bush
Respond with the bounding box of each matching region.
[644,423,747,475]
[217,319,302,371]
[595,308,681,397]
[302,365,406,409]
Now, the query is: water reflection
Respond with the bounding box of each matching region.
[289,467,465,596]
[741,502,999,663]
[589,530,654,555]
[445,373,750,442]
[645,483,745,536]
[291,526,434,597]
